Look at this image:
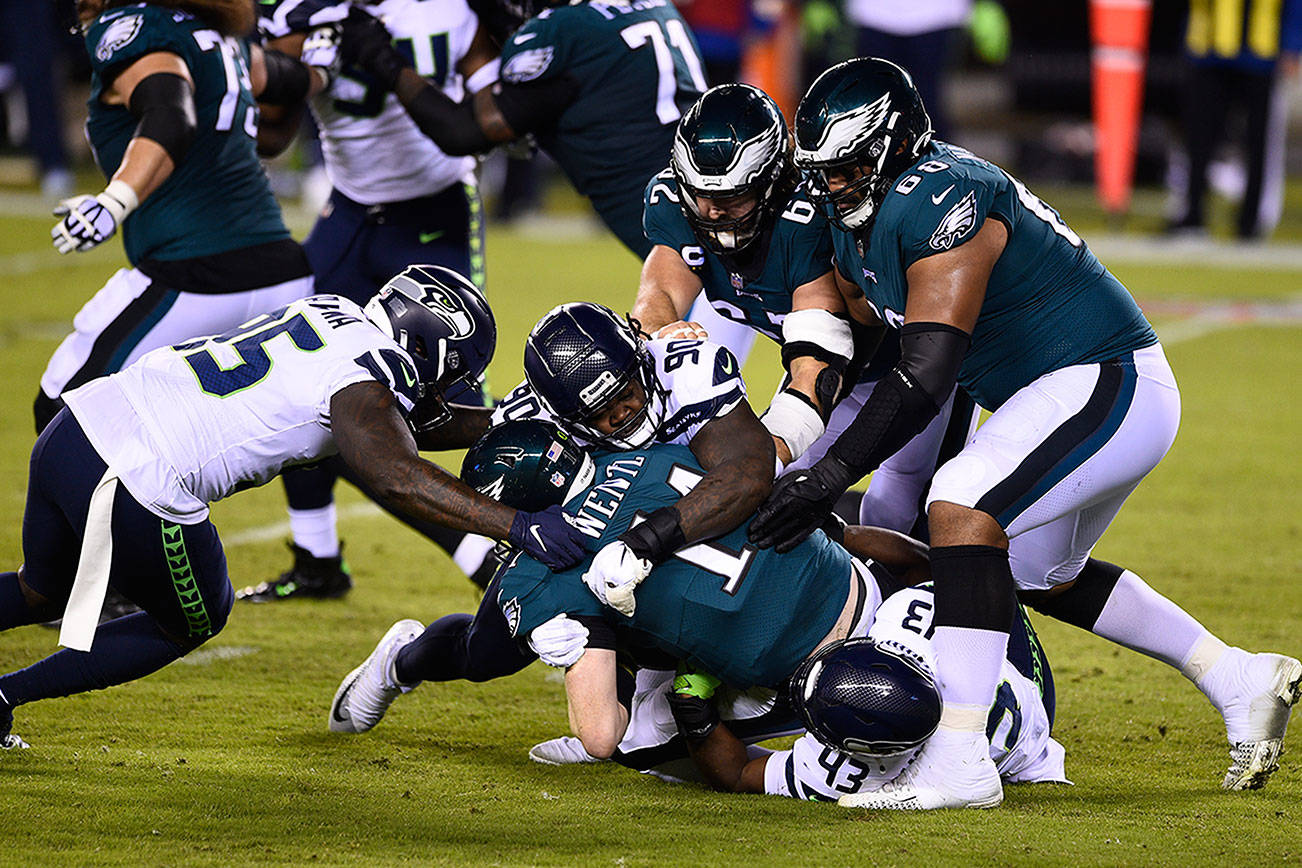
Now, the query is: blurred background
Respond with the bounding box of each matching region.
[1,0,1299,243]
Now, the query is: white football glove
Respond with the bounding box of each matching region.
[651,320,710,341]
[582,540,652,617]
[51,180,137,254]
[528,613,589,669]
[300,24,343,86]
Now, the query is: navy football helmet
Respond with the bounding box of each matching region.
[789,637,941,759]
[672,84,795,254]
[793,57,933,232]
[523,302,666,450]
[461,419,596,511]
[364,265,496,435]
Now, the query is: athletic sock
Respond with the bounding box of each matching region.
[288,504,339,559]
[0,572,37,630]
[0,612,187,706]
[929,545,1017,719]
[1091,568,1213,670]
[394,615,473,684]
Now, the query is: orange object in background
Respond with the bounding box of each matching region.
[1090,0,1152,216]
[740,1,801,117]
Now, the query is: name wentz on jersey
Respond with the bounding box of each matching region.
[85,3,291,264]
[643,169,834,344]
[498,0,707,254]
[834,141,1158,409]
[491,338,745,449]
[62,296,419,524]
[259,0,484,203]
[497,445,855,688]
[764,586,1067,801]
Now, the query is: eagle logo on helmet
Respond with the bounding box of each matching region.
[928,190,978,251]
[796,92,892,165]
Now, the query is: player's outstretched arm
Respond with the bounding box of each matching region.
[673,402,775,542]
[666,672,765,793]
[411,404,493,451]
[251,35,333,157]
[841,526,930,584]
[632,245,707,339]
[52,51,193,253]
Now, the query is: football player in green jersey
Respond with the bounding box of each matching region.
[39,0,330,434]
[751,57,1301,806]
[335,0,707,257]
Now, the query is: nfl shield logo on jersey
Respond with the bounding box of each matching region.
[730,273,744,289]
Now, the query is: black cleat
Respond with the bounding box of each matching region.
[237,542,352,602]
[0,691,26,750]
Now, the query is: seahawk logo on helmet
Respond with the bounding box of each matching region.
[794,58,933,233]
[363,265,496,436]
[461,420,596,513]
[671,83,795,254]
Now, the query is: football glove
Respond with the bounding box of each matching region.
[667,667,722,743]
[527,613,589,669]
[51,180,137,254]
[582,540,652,617]
[508,504,587,571]
[339,6,409,90]
[748,453,857,553]
[300,23,344,87]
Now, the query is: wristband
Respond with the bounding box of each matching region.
[619,506,685,565]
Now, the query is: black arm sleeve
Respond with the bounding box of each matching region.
[827,322,970,476]
[402,86,493,155]
[258,49,311,106]
[492,74,581,136]
[128,72,197,166]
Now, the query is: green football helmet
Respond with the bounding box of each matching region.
[671,83,795,254]
[793,57,933,232]
[461,419,595,512]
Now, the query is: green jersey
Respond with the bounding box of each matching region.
[497,445,853,688]
[498,0,707,256]
[832,141,1158,409]
[84,4,291,265]
[642,169,834,344]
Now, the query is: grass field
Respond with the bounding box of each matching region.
[0,189,1300,867]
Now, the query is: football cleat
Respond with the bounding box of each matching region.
[0,692,24,750]
[837,729,1003,811]
[237,542,352,602]
[528,735,604,766]
[329,619,424,734]
[1218,653,1301,790]
[1,734,30,750]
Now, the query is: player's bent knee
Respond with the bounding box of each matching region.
[927,501,1007,548]
[15,565,59,619]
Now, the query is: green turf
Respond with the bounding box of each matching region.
[0,204,1299,867]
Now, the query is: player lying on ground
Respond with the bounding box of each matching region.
[634,81,978,535]
[0,268,587,750]
[747,57,1301,802]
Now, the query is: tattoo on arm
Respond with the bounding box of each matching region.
[680,402,775,542]
[331,382,515,537]
[413,404,493,450]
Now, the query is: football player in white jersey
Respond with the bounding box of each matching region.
[667,592,1066,803]
[252,0,503,600]
[497,302,776,613]
[0,267,587,749]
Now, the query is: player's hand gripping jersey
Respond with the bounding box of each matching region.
[84,4,292,265]
[62,296,420,523]
[497,0,706,254]
[492,338,744,449]
[259,0,487,203]
[833,141,1157,409]
[763,586,1067,800]
[497,445,866,689]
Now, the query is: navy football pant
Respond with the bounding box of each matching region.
[0,410,232,707]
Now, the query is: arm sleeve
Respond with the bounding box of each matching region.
[491,74,581,136]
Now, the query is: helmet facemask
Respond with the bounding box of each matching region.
[566,352,666,451]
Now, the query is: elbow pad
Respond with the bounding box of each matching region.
[259,49,312,106]
[780,308,854,370]
[406,86,491,155]
[129,73,196,166]
[897,321,970,409]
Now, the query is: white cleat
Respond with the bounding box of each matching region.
[1219,653,1302,790]
[328,619,424,734]
[0,734,29,750]
[528,735,605,766]
[838,730,1003,811]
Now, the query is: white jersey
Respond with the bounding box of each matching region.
[763,587,1067,801]
[491,339,747,447]
[64,296,418,524]
[261,0,490,203]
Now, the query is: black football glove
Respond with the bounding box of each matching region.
[748,454,857,553]
[339,6,409,90]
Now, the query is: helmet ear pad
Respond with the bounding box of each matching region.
[789,637,942,759]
